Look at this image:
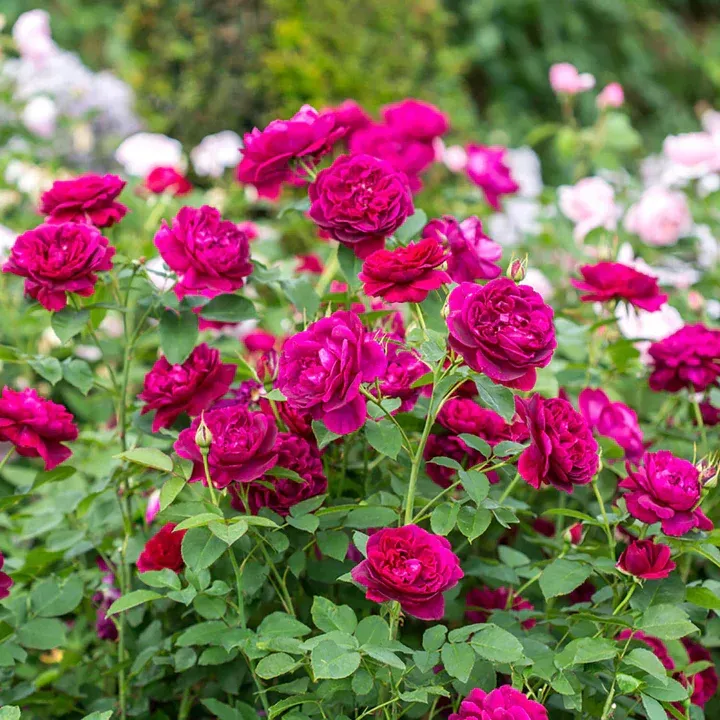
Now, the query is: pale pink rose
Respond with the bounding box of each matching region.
[549,63,596,95]
[22,96,57,138]
[663,133,720,169]
[624,186,692,247]
[616,302,684,364]
[115,133,184,177]
[521,268,554,301]
[12,10,57,64]
[441,144,468,173]
[596,83,624,109]
[558,177,617,242]
[145,489,161,524]
[702,109,720,136]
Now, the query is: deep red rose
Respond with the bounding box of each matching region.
[699,401,720,426]
[0,552,13,600]
[145,166,193,196]
[450,687,548,720]
[381,98,449,143]
[616,629,675,671]
[617,538,676,579]
[138,343,235,432]
[465,144,519,210]
[0,387,77,470]
[532,517,556,537]
[424,434,482,489]
[682,638,718,707]
[568,580,595,604]
[39,173,127,228]
[438,397,527,444]
[359,238,449,303]
[465,585,536,630]
[137,523,186,573]
[572,261,667,311]
[516,394,599,493]
[308,154,414,259]
[4,222,115,311]
[351,525,463,620]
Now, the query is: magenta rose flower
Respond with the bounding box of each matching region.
[465,144,520,210]
[424,434,481,489]
[516,394,599,493]
[154,205,253,300]
[0,387,77,470]
[138,343,236,432]
[137,523,186,574]
[259,396,314,441]
[0,552,13,600]
[351,524,463,620]
[230,433,327,516]
[308,154,414,258]
[39,173,127,228]
[174,404,278,489]
[572,261,667,311]
[619,450,713,536]
[682,639,718,707]
[381,98,449,142]
[450,687,548,720]
[359,238,449,303]
[648,324,720,393]
[578,388,645,462]
[376,338,429,413]
[616,538,676,580]
[465,585,536,630]
[321,100,372,143]
[616,630,675,670]
[446,279,556,390]
[4,222,115,311]
[145,166,192,196]
[236,105,344,199]
[277,310,387,434]
[438,397,527,444]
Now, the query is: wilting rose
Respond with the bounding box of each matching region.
[619,450,712,536]
[597,82,624,109]
[154,205,253,300]
[137,523,186,573]
[624,186,693,247]
[466,585,536,629]
[558,177,618,242]
[465,145,519,210]
[0,387,77,470]
[549,62,595,94]
[446,279,556,390]
[381,98,449,142]
[277,310,386,434]
[572,262,667,311]
[174,404,278,489]
[39,174,127,228]
[351,524,463,620]
[450,687,548,720]
[139,343,235,431]
[145,167,192,196]
[616,538,676,580]
[0,552,13,600]
[308,154,414,258]
[4,222,115,311]
[682,639,718,707]
[616,629,675,671]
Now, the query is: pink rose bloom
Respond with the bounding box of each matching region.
[446,279,556,391]
[566,522,584,545]
[321,100,372,143]
[308,154,414,259]
[549,62,595,94]
[596,82,624,109]
[145,167,192,196]
[578,388,645,462]
[243,331,276,354]
[359,238,449,303]
[663,132,720,169]
[438,397,528,450]
[277,310,386,434]
[138,343,236,432]
[39,174,127,228]
[466,586,536,630]
[465,144,520,210]
[616,630,675,671]
[423,434,481,488]
[624,187,692,247]
[422,215,502,283]
[259,396,314,442]
[516,394,599,493]
[145,489,161,525]
[381,98,449,142]
[619,450,713,536]
[351,524,463,620]
[616,538,676,580]
[174,404,278,489]
[558,177,617,242]
[154,205,253,299]
[235,104,344,199]
[572,262,667,312]
[4,222,115,311]
[450,687,548,720]
[682,639,718,707]
[230,432,326,516]
[0,387,77,470]
[296,254,323,274]
[374,339,429,414]
[648,324,720,393]
[0,552,13,600]
[442,144,468,173]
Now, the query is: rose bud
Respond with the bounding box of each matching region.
[617,538,676,580]
[564,523,584,545]
[507,256,527,283]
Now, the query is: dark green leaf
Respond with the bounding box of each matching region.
[200,295,257,323]
[52,308,89,343]
[159,307,198,364]
[181,527,227,571]
[365,419,403,459]
[473,375,516,422]
[106,590,162,616]
[539,559,592,599]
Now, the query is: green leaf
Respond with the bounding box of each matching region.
[311,420,340,450]
[176,621,228,647]
[175,513,226,531]
[287,514,319,533]
[457,506,492,541]
[473,375,516,422]
[458,469,489,505]
[539,559,592,599]
[346,506,397,529]
[200,699,244,720]
[61,358,94,394]
[365,419,403,459]
[118,447,173,473]
[311,640,361,679]
[355,616,390,646]
[470,625,524,663]
[0,708,21,720]
[52,307,90,343]
[29,356,63,385]
[555,637,618,667]
[282,278,320,319]
[31,577,83,617]
[182,527,227,571]
[441,643,475,682]
[623,648,670,684]
[352,668,374,695]
[492,441,527,457]
[686,585,720,611]
[160,475,186,510]
[640,695,667,720]
[423,626,447,652]
[430,502,459,536]
[639,604,698,640]
[174,646,197,671]
[200,294,258,323]
[17,618,67,649]
[138,569,182,591]
[208,519,249,545]
[256,652,298,679]
[395,209,428,243]
[258,612,311,638]
[362,645,405,669]
[317,531,350,561]
[337,243,363,290]
[106,590,162,616]
[80,713,114,720]
[311,596,357,634]
[458,433,492,457]
[159,307,198,364]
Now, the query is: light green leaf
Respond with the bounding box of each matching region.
[106,590,162,616]
[117,447,173,473]
[365,419,403,460]
[62,358,93,394]
[311,640,361,679]
[17,618,67,649]
[473,375,516,422]
[441,643,474,682]
[199,294,257,323]
[639,604,697,640]
[181,527,227,571]
[311,596,357,634]
[256,652,298,679]
[470,625,524,663]
[539,559,592,599]
[31,576,84,617]
[159,307,198,365]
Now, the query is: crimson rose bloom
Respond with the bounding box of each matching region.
[139,343,235,431]
[230,433,327,516]
[174,404,278,489]
[359,238,449,303]
[516,395,599,493]
[277,310,387,434]
[0,387,77,470]
[424,434,481,489]
[450,687,548,720]
[321,100,372,143]
[617,538,676,579]
[619,450,712,536]
[382,98,449,142]
[154,205,253,300]
[145,167,192,196]
[465,144,519,210]
[572,261,667,311]
[466,586,536,630]
[0,552,13,600]
[236,105,344,199]
[438,397,527,444]
[648,324,720,393]
[682,639,718,707]
[39,173,127,227]
[137,523,186,573]
[446,279,556,390]
[4,222,115,311]
[376,339,429,413]
[351,525,463,620]
[308,154,414,258]
[616,630,675,670]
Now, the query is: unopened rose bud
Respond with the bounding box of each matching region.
[564,522,583,545]
[195,415,213,452]
[507,256,527,283]
[257,349,279,382]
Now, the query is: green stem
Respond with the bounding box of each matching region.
[612,583,637,616]
[316,243,339,297]
[0,447,15,476]
[692,397,708,453]
[592,478,615,560]
[498,472,521,504]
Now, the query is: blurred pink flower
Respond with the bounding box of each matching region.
[596,82,624,109]
[624,186,692,247]
[558,177,617,242]
[549,63,595,95]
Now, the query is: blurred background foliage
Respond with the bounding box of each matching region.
[3,0,720,152]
